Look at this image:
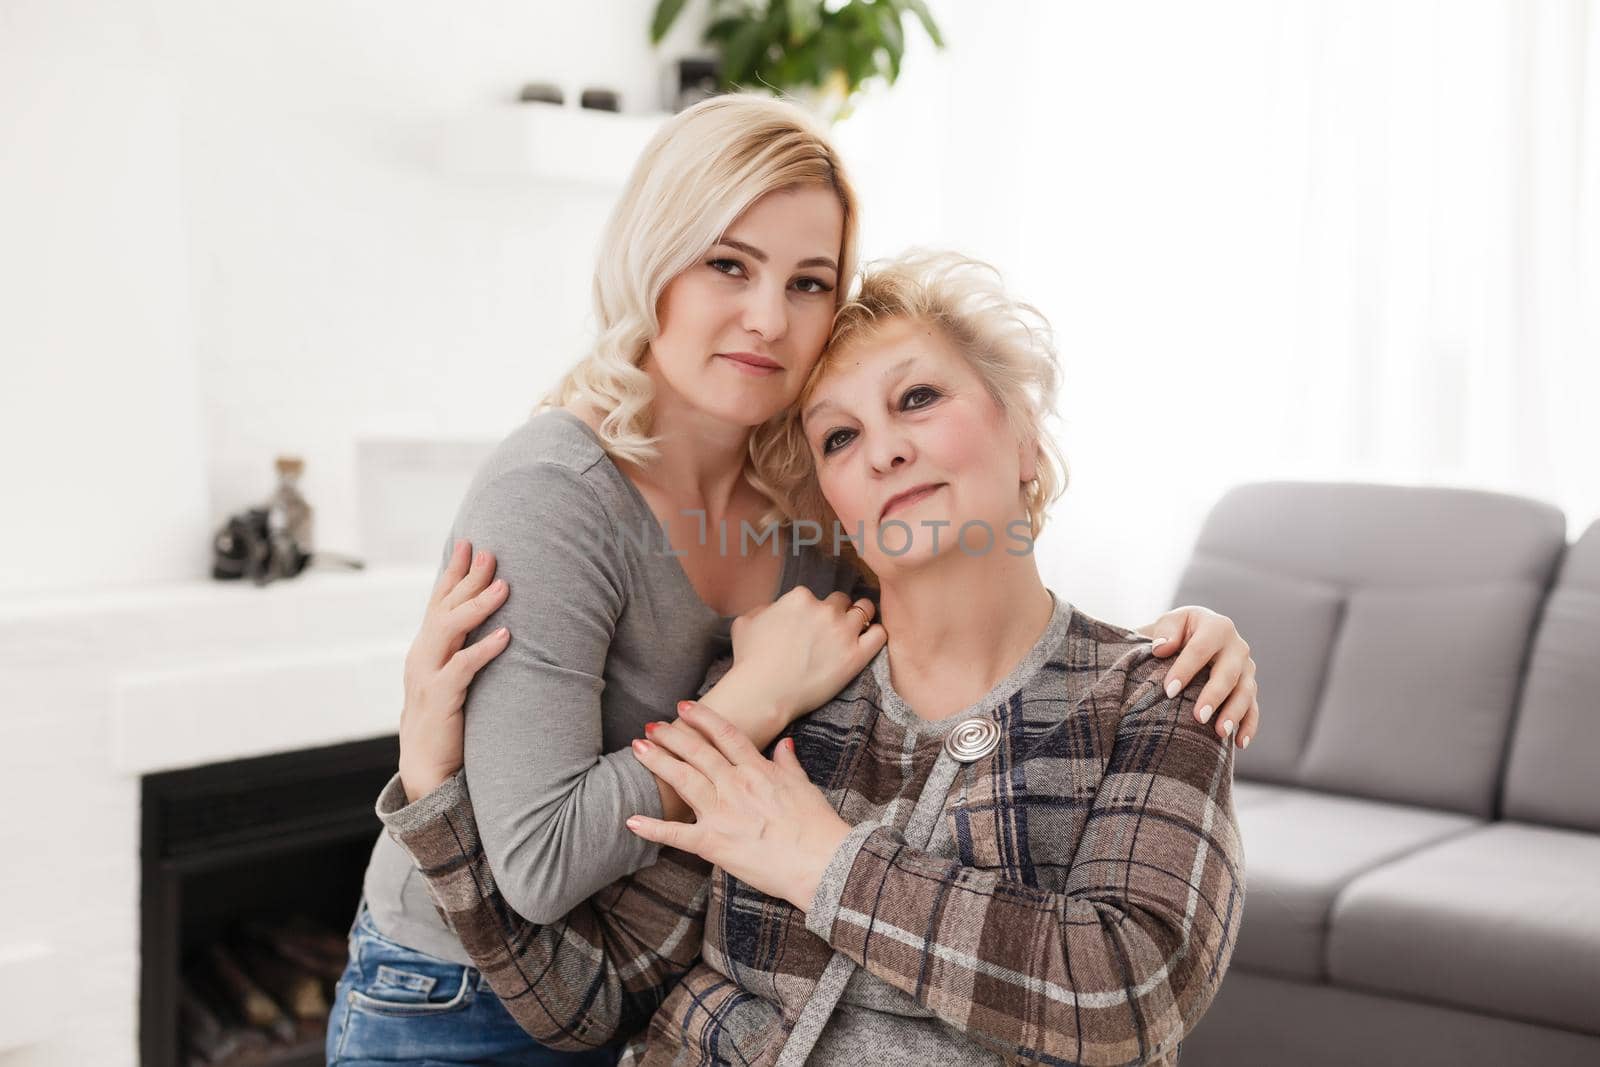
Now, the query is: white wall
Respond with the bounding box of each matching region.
[1,0,210,596]
[1,0,704,597]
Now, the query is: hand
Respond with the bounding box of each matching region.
[624,704,851,913]
[1137,605,1259,748]
[725,587,887,726]
[398,539,512,802]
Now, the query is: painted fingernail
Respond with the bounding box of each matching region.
[643,722,658,735]
[1239,734,1251,749]
[1222,719,1234,737]
[632,738,651,753]
[1197,705,1214,724]
[1165,679,1181,699]
[677,700,693,713]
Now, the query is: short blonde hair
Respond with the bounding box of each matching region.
[543,94,860,467]
[752,249,1069,550]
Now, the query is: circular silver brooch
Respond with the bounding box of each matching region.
[943,718,1001,763]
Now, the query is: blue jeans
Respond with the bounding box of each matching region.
[326,900,620,1066]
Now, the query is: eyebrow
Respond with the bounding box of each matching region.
[802,356,919,426]
[716,237,838,273]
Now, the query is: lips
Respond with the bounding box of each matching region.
[880,483,946,521]
[717,351,782,372]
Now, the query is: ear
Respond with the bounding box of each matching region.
[1018,434,1039,485]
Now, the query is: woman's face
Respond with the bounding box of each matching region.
[647,185,844,428]
[801,316,1038,576]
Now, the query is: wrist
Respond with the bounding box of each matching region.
[398,763,450,805]
[701,668,792,745]
[794,816,852,913]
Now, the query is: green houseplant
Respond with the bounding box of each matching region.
[651,0,945,122]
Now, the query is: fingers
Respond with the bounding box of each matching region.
[1236,696,1260,750]
[857,622,887,658]
[645,711,735,783]
[442,548,499,612]
[1162,627,1220,701]
[1137,612,1185,657]
[625,813,704,854]
[414,557,507,669]
[771,735,805,776]
[846,597,876,628]
[1212,661,1258,743]
[678,703,763,767]
[630,737,715,811]
[431,539,471,605]
[444,626,510,687]
[1190,645,1245,725]
[452,576,509,635]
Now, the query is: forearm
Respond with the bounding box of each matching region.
[376,771,710,1048]
[696,666,792,750]
[646,662,796,823]
[471,744,670,922]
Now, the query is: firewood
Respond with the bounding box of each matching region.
[179,979,239,1064]
[205,944,296,1041]
[241,918,348,982]
[236,941,329,1021]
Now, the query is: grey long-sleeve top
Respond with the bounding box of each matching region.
[359,407,862,964]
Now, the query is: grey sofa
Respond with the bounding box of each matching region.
[1170,482,1599,1066]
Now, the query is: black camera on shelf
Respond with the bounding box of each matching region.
[211,507,310,585]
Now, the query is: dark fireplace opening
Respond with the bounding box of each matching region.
[140,736,399,1067]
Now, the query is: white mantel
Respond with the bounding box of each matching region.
[0,565,434,1064]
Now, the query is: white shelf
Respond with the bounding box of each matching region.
[438,102,670,189]
[0,943,64,1052]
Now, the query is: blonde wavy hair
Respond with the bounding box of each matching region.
[542,94,859,467]
[751,250,1069,561]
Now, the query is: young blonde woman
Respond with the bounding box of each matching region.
[377,251,1244,1065]
[329,97,1260,1066]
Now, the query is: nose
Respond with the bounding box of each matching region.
[739,278,788,342]
[865,422,915,475]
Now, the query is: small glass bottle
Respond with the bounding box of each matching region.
[267,455,313,577]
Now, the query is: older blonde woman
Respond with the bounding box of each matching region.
[332,93,1260,1065]
[376,252,1244,1065]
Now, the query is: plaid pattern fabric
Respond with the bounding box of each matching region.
[377,602,1243,1066]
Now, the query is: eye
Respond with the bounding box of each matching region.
[707,258,746,278]
[902,385,941,409]
[821,428,855,455]
[792,276,834,295]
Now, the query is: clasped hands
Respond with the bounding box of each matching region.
[626,702,851,914]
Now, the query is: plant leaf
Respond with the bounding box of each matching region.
[786,0,822,44]
[650,0,691,44]
[901,0,944,48]
[723,17,774,87]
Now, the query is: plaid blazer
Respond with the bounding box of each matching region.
[376,598,1243,1065]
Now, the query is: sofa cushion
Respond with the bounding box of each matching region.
[1173,556,1343,785]
[1296,580,1546,816]
[1172,481,1566,818]
[1329,822,1600,1035]
[1232,780,1294,809]
[1230,787,1477,980]
[1501,520,1600,831]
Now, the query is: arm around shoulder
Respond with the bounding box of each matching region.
[455,462,667,924]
